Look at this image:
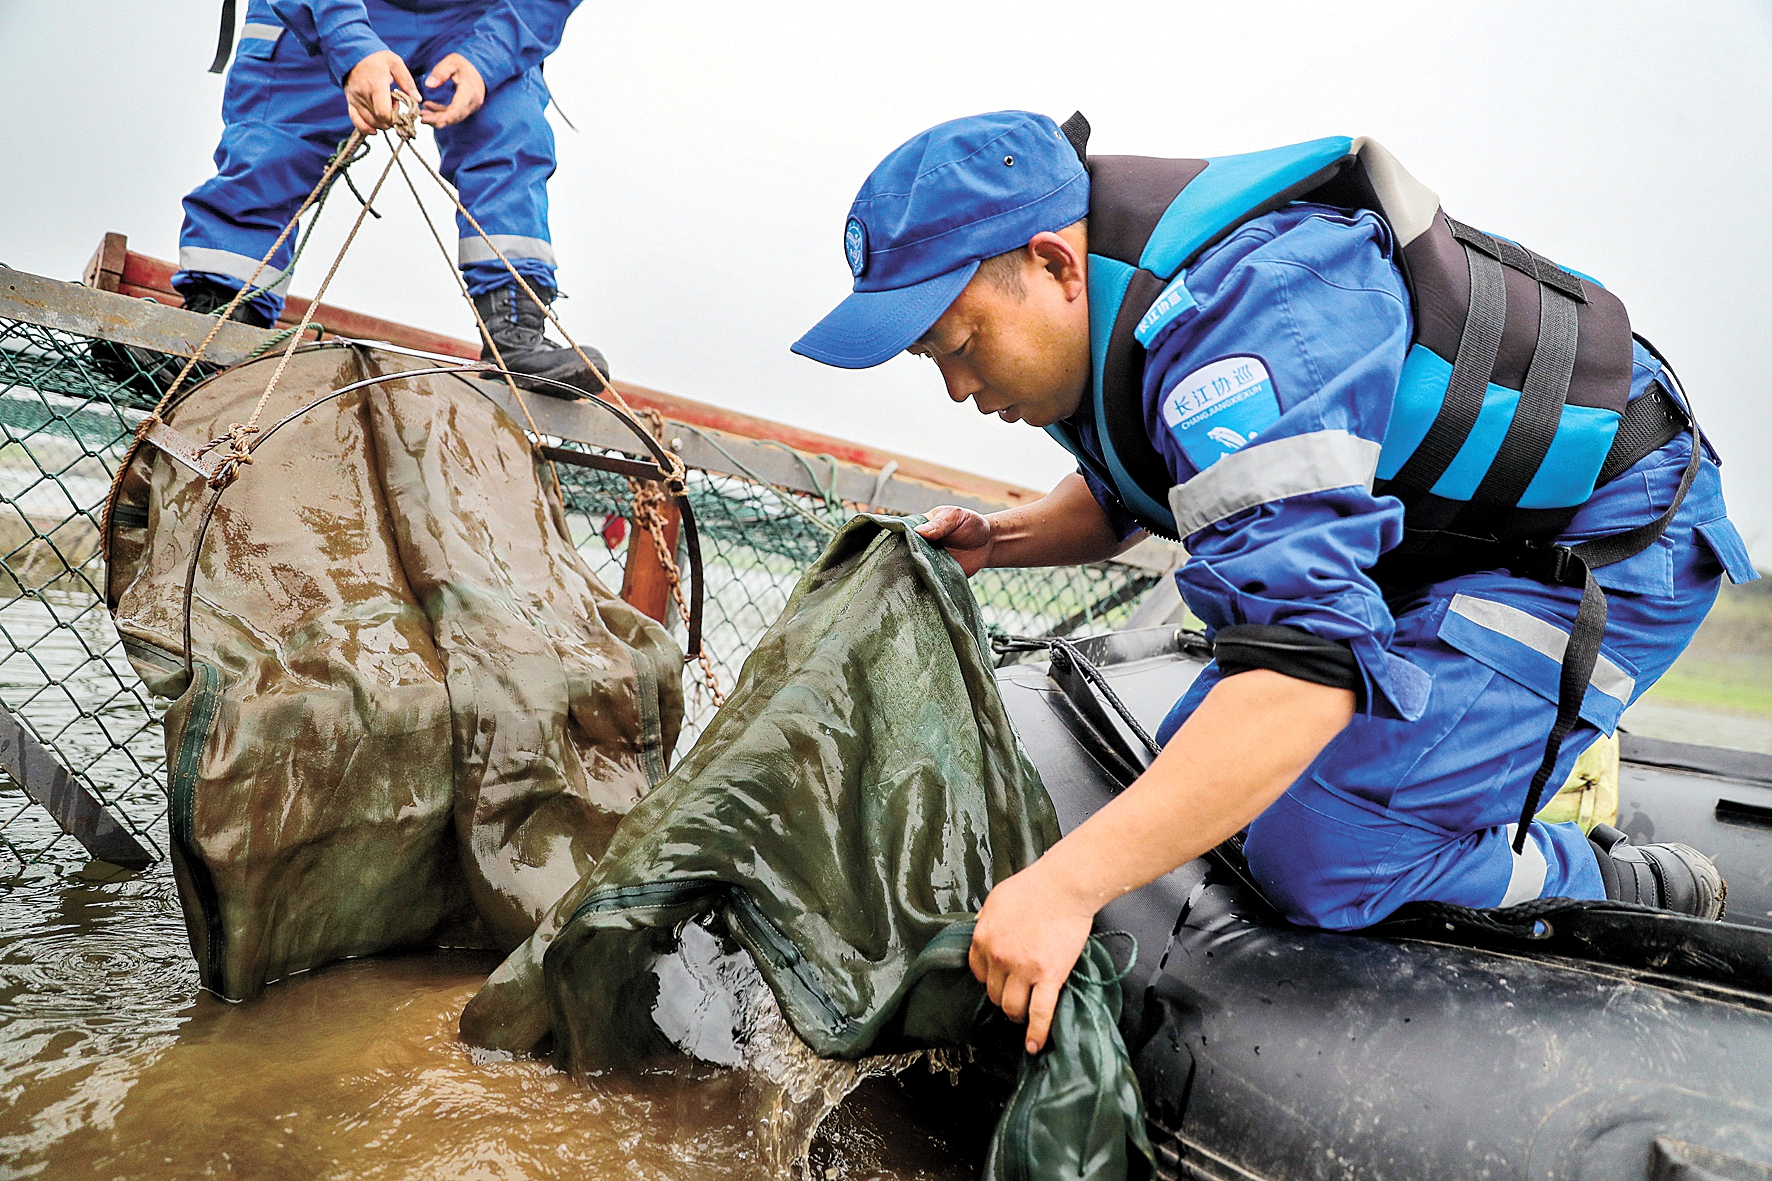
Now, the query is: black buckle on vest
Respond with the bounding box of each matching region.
[1510,541,1587,588]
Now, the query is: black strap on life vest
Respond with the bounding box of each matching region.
[1467,266,1582,517]
[209,0,238,73]
[1383,230,1508,502]
[1504,342,1702,854]
[1383,218,1590,530]
[1596,382,1689,485]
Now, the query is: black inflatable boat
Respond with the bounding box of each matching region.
[997,627,1772,1181]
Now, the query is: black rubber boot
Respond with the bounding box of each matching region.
[1588,822,1726,919]
[178,277,275,327]
[88,277,272,403]
[473,285,609,399]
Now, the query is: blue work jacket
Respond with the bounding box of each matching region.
[267,0,581,89]
[1070,203,1754,723]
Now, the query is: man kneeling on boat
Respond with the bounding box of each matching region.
[791,111,1758,1055]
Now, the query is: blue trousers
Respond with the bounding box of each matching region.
[175,0,558,322]
[1157,429,1749,930]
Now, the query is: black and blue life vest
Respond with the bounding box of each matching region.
[1045,115,1702,849]
[1042,117,1686,588]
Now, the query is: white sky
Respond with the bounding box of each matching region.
[2,0,1768,564]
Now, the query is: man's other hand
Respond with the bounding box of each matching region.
[969,862,1093,1055]
[344,50,420,133]
[422,54,487,128]
[916,506,994,576]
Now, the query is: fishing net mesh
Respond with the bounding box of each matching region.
[0,313,1165,867]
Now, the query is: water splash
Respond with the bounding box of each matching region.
[650,916,970,1180]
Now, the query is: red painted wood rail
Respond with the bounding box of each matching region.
[86,235,1042,513]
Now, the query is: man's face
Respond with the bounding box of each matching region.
[907,228,1091,429]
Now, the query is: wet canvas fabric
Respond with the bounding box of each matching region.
[461,515,1151,1180]
[105,343,682,1000]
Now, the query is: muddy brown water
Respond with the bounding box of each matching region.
[0,860,979,1180]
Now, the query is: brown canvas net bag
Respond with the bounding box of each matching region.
[104,343,682,1000]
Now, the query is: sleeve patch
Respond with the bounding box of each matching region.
[1134,271,1199,347]
[1162,355,1282,470]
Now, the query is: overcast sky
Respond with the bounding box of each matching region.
[2,1,1768,564]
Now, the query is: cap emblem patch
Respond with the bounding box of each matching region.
[844,217,868,277]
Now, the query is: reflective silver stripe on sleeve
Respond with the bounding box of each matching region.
[1499,823,1549,906]
[1166,429,1382,539]
[240,22,283,43]
[176,246,291,295]
[1448,593,1636,705]
[458,235,558,267]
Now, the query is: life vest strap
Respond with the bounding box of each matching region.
[209,0,238,74]
[1506,353,1704,854]
[1382,241,1507,501]
[1463,282,1581,519]
[1596,382,1689,486]
[1447,218,1589,304]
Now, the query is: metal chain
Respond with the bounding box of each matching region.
[395,131,716,696]
[632,409,724,706]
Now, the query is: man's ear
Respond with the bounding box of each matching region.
[1028,231,1086,300]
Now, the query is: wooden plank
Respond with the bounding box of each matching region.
[0,265,277,367]
[117,251,480,360]
[0,700,155,870]
[483,381,1020,519]
[115,243,1042,509]
[82,232,128,294]
[620,494,682,625]
[6,253,1182,569]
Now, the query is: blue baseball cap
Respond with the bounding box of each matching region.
[792,111,1090,369]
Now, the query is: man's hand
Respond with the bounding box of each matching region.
[969,670,1358,1056]
[421,53,486,128]
[916,475,1137,576]
[969,862,1094,1055]
[917,506,994,576]
[344,49,419,132]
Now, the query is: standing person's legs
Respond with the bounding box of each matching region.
[431,67,559,298]
[424,62,606,391]
[175,22,355,324]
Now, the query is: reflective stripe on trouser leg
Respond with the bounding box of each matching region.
[176,247,292,296]
[458,235,558,268]
[1446,593,1637,707]
[435,67,558,297]
[176,25,351,322]
[1498,823,1549,906]
[460,258,560,301]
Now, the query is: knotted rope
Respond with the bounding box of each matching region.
[394,119,716,695]
[202,95,423,487]
[107,86,719,696]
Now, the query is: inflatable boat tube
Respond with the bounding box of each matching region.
[997,628,1772,1180]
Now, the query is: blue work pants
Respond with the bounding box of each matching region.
[175,0,558,322]
[1158,429,1746,930]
